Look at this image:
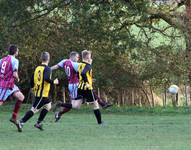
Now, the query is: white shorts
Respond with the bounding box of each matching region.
[68,83,78,100]
[0,85,20,101]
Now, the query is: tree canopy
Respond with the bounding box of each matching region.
[0,0,189,105]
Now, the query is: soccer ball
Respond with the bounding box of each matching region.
[168,85,179,94]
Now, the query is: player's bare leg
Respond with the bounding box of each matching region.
[71,99,82,109]
[10,91,24,131]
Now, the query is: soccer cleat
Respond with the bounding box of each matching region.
[9,118,17,125]
[34,123,44,131]
[102,103,113,109]
[55,112,61,122]
[17,121,24,132]
[99,121,107,127]
[10,118,22,132]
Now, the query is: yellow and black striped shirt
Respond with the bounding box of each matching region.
[78,62,93,90]
[31,64,53,98]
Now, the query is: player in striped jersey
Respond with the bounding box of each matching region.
[0,45,25,130]
[57,50,103,124]
[52,51,111,122]
[18,52,59,132]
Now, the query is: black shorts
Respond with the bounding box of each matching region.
[32,97,51,110]
[77,89,96,103]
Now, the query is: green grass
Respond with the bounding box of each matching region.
[1,105,191,150]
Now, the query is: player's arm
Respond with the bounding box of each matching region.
[30,73,34,88]
[81,64,91,83]
[13,71,20,82]
[44,67,59,85]
[51,65,59,70]
[51,59,66,71]
[13,59,20,82]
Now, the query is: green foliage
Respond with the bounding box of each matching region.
[0,0,188,104]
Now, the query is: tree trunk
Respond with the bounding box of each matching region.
[185,83,188,106]
[171,93,178,107]
[163,85,167,107]
[186,0,191,18]
[131,89,135,105]
[184,1,191,102]
[150,86,155,107]
[176,93,179,106]
[141,88,151,107]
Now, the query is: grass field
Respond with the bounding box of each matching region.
[1,105,191,150]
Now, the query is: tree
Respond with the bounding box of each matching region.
[122,0,191,99]
[0,0,187,106]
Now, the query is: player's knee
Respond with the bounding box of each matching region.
[0,101,3,106]
[31,107,38,114]
[72,99,82,109]
[93,101,99,110]
[44,103,51,111]
[76,105,81,109]
[72,103,81,109]
[16,92,25,101]
[19,94,25,101]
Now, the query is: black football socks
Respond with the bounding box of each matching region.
[94,109,102,124]
[37,109,48,124]
[21,110,34,123]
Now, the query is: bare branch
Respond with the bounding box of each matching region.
[11,0,71,28]
[146,8,185,30]
[149,25,181,38]
[123,0,186,31]
[134,23,151,46]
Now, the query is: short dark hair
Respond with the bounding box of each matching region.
[41,52,50,62]
[8,45,18,55]
[70,51,79,58]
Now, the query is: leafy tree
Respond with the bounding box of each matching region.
[0,0,188,105]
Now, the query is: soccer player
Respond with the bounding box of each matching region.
[51,52,80,121]
[52,51,111,122]
[56,50,103,124]
[18,52,59,132]
[0,45,25,129]
[51,51,79,102]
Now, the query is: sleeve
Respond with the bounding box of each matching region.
[30,74,34,88]
[57,59,66,68]
[0,59,2,65]
[72,62,79,72]
[44,66,54,84]
[81,65,91,83]
[12,58,19,72]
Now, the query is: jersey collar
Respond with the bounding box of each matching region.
[41,62,48,66]
[82,61,90,65]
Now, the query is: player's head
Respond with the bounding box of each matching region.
[8,44,19,56]
[41,52,50,64]
[82,50,92,64]
[70,51,80,62]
